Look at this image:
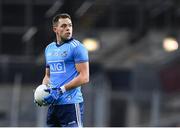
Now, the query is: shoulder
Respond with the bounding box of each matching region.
[44,42,56,55]
[69,39,81,47]
[70,39,86,49]
[46,42,56,49]
[45,42,56,51]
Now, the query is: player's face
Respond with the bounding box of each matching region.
[53,18,73,41]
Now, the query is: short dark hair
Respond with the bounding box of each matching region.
[52,13,71,26]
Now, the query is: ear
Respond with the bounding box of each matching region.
[53,26,57,33]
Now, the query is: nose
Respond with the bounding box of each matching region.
[66,24,71,31]
[66,27,70,31]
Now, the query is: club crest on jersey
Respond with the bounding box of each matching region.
[61,51,67,57]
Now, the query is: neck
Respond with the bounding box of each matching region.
[56,38,72,45]
[56,37,63,44]
[56,40,62,45]
[56,36,67,44]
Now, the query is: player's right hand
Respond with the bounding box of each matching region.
[43,87,61,105]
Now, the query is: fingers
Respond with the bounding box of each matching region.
[43,94,59,105]
[44,88,51,93]
[34,100,42,107]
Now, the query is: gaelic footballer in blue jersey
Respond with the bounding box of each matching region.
[39,13,89,127]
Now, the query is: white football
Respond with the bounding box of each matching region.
[34,84,49,106]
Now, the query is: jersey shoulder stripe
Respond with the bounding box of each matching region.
[70,40,80,48]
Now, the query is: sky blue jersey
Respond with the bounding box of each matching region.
[45,38,89,104]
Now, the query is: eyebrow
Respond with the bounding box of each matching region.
[60,23,72,26]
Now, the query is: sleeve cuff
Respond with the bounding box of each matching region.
[60,86,66,93]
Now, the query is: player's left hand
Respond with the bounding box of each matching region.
[43,87,63,105]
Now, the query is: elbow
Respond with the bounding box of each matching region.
[85,77,89,84]
[82,76,89,84]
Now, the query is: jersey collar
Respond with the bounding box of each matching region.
[56,38,73,47]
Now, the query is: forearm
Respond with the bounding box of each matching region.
[64,73,89,91]
[42,68,50,85]
[42,76,50,85]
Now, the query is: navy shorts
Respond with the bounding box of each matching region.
[46,102,84,127]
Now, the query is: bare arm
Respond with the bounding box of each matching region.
[42,68,50,85]
[64,62,89,91]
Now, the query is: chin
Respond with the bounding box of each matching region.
[66,36,72,40]
[62,36,71,41]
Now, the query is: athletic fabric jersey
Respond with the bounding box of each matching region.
[45,38,88,105]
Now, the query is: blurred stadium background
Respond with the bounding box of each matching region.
[0,0,180,126]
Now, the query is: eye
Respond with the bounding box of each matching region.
[60,24,72,28]
[61,24,67,28]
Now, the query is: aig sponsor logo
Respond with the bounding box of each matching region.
[49,60,66,73]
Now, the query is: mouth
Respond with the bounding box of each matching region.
[66,32,70,34]
[65,32,71,37]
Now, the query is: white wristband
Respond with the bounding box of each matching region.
[60,86,66,93]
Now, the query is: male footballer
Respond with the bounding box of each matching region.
[36,13,89,127]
